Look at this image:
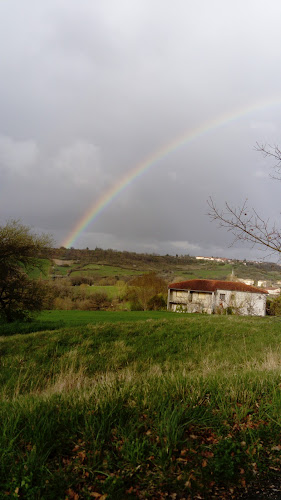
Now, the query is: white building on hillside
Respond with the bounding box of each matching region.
[265,287,281,296]
[237,279,255,286]
[258,280,268,288]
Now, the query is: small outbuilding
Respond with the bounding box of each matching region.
[167,279,268,316]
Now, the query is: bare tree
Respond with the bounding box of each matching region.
[208,144,281,259]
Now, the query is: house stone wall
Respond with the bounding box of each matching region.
[168,288,266,316]
[168,289,213,314]
[215,289,266,316]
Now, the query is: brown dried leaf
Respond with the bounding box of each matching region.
[202,451,214,458]
[66,489,79,500]
[126,487,134,494]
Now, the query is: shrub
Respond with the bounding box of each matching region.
[128,272,167,310]
[129,298,143,311]
[53,296,74,310]
[84,292,111,311]
[147,294,167,310]
[98,277,117,286]
[70,275,94,286]
[268,295,281,316]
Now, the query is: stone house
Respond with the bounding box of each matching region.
[167,279,268,316]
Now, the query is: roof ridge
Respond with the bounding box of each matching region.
[168,278,268,294]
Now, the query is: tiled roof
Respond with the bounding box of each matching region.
[168,279,268,294]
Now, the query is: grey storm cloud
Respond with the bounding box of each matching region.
[1,0,281,259]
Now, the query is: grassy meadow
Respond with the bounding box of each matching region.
[1,312,281,498]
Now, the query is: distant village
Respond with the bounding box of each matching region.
[195,255,281,296]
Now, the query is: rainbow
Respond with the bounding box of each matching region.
[62,97,280,248]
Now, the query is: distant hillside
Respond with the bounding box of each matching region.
[44,247,281,285]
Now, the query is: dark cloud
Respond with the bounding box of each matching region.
[0,0,281,260]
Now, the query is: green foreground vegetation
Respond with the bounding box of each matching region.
[2,313,281,498]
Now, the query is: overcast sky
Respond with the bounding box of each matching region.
[1,0,281,260]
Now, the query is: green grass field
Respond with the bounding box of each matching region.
[2,312,281,498]
[70,264,143,278]
[86,285,119,298]
[53,265,71,276]
[0,310,174,336]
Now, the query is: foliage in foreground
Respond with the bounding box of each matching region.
[1,314,281,498]
[0,220,51,322]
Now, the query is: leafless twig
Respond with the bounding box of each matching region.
[208,145,281,260]
[207,197,281,257]
[255,143,281,180]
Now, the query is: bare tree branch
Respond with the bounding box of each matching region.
[255,142,281,180]
[207,197,281,258]
[208,145,281,260]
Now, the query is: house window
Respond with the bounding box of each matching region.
[219,293,226,301]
